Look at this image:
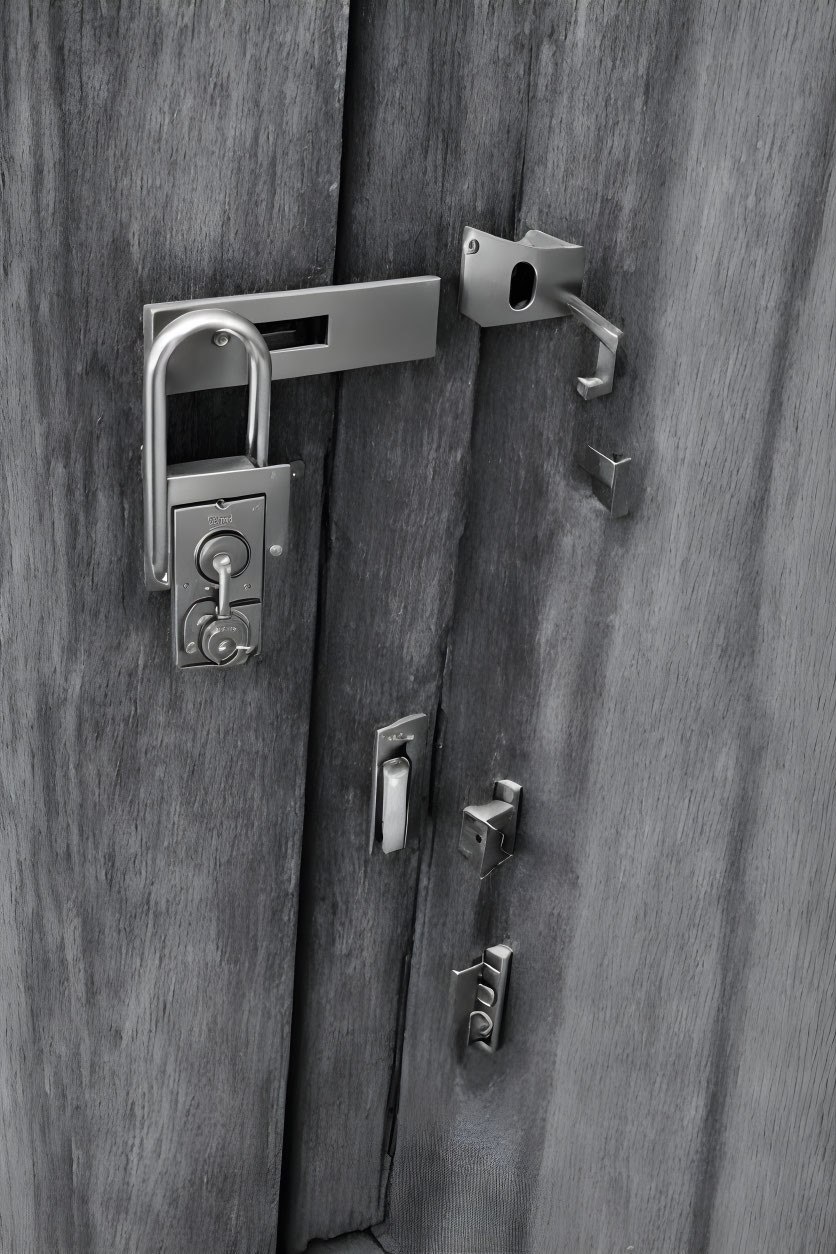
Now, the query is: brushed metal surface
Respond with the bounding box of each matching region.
[459,779,522,879]
[171,495,265,668]
[460,227,622,396]
[369,714,428,856]
[576,446,633,517]
[451,943,513,1055]
[145,276,441,395]
[380,758,410,854]
[459,227,585,326]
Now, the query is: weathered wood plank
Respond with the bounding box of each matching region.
[279,1,540,1248]
[0,3,347,1251]
[307,1234,381,1254]
[695,90,836,1254]
[375,1,836,1252]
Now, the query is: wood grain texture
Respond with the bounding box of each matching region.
[373,1,836,1252]
[278,2,541,1248]
[0,3,347,1251]
[307,1234,381,1254]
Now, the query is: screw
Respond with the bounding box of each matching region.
[243,583,251,591]
[182,582,190,588]
[185,641,198,654]
[466,238,479,254]
[212,331,230,347]
[269,544,283,557]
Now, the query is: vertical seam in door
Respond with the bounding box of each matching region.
[276,1,354,1249]
[375,7,538,1230]
[374,349,485,1224]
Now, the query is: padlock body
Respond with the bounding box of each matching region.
[144,455,292,592]
[172,492,265,668]
[150,454,289,669]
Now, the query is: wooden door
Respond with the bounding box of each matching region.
[4,3,836,1252]
[0,4,347,1251]
[279,2,543,1247]
[377,2,836,1250]
[285,1,836,1252]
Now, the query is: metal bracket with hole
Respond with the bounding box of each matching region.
[451,943,513,1055]
[577,445,633,517]
[459,779,521,878]
[459,227,623,398]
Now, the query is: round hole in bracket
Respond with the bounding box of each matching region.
[509,261,537,310]
[196,531,251,581]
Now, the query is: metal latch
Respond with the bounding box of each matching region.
[369,714,428,854]
[451,943,513,1054]
[459,779,521,878]
[459,226,623,398]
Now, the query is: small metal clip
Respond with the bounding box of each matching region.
[577,445,632,517]
[451,943,513,1055]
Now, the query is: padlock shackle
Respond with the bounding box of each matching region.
[143,308,272,585]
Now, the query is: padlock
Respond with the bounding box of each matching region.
[142,307,296,668]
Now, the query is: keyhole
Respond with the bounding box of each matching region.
[509,261,537,310]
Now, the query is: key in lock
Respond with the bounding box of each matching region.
[182,554,253,666]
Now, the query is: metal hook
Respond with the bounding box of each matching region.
[556,289,623,399]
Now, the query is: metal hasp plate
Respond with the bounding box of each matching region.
[459,779,522,878]
[144,277,440,396]
[459,226,623,398]
[370,714,428,855]
[577,446,632,517]
[451,943,513,1055]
